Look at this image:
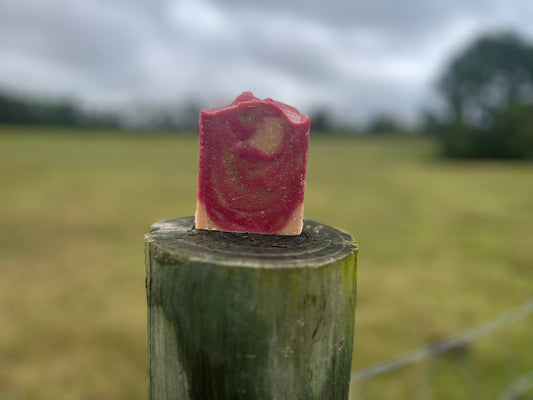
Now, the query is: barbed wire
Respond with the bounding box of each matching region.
[351,299,533,382]
[498,369,533,400]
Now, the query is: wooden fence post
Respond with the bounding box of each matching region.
[145,216,358,400]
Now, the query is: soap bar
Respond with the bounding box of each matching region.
[195,92,310,235]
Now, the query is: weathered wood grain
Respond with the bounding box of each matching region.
[145,216,358,400]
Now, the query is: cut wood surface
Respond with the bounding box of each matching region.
[145,216,358,400]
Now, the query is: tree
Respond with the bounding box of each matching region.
[436,32,533,159]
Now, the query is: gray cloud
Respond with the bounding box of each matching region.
[0,0,532,123]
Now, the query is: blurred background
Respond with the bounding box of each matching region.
[1,0,532,399]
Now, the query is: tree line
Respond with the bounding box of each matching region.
[0,93,119,129]
[0,90,406,134]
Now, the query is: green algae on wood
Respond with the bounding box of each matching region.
[145,216,358,400]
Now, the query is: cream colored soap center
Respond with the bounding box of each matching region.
[247,117,284,155]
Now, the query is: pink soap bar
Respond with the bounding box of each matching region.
[195,91,310,235]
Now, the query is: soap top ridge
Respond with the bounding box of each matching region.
[201,91,310,125]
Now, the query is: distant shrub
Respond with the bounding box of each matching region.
[366,114,407,135]
[440,104,533,159]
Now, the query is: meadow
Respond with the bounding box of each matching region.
[1,127,532,400]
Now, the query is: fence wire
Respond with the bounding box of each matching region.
[351,299,533,382]
[498,369,533,400]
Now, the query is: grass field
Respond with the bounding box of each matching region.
[1,127,532,399]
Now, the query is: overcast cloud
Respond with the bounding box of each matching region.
[1,0,533,124]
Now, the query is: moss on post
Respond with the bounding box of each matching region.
[145,216,358,400]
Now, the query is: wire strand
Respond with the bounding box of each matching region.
[498,369,533,400]
[351,299,533,382]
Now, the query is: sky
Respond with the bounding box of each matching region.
[1,0,533,125]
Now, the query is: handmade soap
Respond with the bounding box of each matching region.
[195,91,310,235]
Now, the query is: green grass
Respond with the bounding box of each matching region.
[1,127,532,399]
